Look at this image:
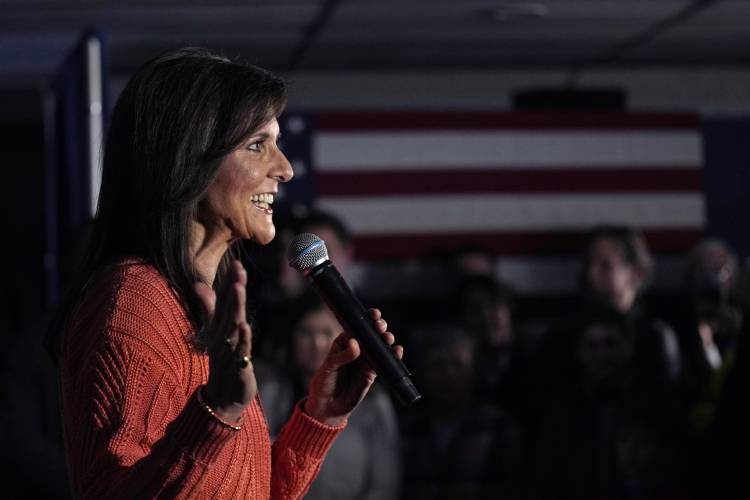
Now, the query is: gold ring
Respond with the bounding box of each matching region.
[239,355,251,368]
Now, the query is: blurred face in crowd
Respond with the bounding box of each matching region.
[578,322,632,385]
[463,291,512,348]
[424,338,476,407]
[698,244,735,283]
[455,251,496,277]
[585,237,643,312]
[292,307,341,378]
[690,240,737,296]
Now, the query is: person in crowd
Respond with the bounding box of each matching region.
[401,327,525,500]
[252,207,355,364]
[46,48,402,499]
[582,226,652,313]
[532,307,688,500]
[458,275,513,349]
[679,239,746,496]
[685,238,739,306]
[681,239,742,395]
[257,292,401,500]
[453,275,528,412]
[517,225,688,497]
[699,286,750,498]
[583,226,684,395]
[532,226,684,409]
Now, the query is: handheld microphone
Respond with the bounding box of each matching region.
[288,233,421,406]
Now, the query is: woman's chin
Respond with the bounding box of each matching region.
[250,226,276,246]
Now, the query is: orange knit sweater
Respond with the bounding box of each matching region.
[59,261,344,499]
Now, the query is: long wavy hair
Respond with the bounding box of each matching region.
[47,47,287,359]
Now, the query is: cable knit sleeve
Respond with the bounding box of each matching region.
[270,400,346,500]
[61,262,346,499]
[76,353,237,499]
[61,265,239,499]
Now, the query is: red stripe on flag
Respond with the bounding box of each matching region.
[316,168,702,196]
[351,229,704,260]
[316,112,700,131]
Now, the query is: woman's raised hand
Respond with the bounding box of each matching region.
[304,308,403,426]
[195,260,256,423]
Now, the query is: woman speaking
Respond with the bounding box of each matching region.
[49,48,401,499]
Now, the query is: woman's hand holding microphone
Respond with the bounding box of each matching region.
[195,259,403,427]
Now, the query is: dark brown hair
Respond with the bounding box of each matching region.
[47,48,287,358]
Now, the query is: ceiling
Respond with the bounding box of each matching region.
[0,0,748,84]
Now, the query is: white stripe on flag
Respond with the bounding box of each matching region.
[319,193,705,234]
[314,131,703,171]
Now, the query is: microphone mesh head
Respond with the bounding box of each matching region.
[288,233,329,272]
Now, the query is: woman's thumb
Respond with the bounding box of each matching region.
[325,337,361,370]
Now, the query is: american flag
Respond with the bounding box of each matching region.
[279,111,704,299]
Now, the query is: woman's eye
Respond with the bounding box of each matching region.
[247,140,263,152]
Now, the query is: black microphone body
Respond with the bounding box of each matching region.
[294,247,421,406]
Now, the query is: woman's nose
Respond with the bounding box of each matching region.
[272,150,294,183]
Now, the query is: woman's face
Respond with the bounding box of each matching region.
[201,117,293,245]
[292,308,341,377]
[585,238,640,307]
[424,339,476,404]
[578,322,631,383]
[462,291,513,347]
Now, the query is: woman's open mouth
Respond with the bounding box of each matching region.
[250,193,274,214]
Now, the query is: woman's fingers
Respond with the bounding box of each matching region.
[393,344,404,360]
[377,330,403,360]
[381,331,395,345]
[221,263,252,367]
[366,308,401,356]
[203,260,257,413]
[323,308,402,369]
[194,281,217,317]
[367,308,388,333]
[375,318,387,333]
[216,260,244,314]
[209,260,248,350]
[235,321,253,369]
[219,282,246,352]
[232,281,246,327]
[232,259,248,288]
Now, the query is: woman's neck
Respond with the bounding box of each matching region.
[190,221,232,287]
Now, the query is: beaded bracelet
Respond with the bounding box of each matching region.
[197,386,242,431]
